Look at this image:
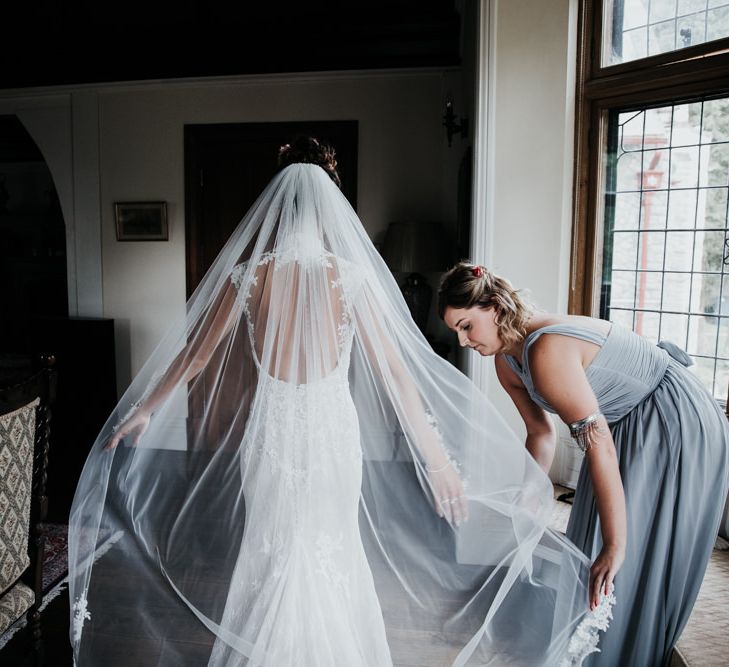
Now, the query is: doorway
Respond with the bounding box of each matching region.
[183,120,358,448]
[0,115,68,354]
[184,120,358,297]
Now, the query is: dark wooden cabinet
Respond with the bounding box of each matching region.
[30,317,117,522]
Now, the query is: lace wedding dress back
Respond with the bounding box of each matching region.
[208,235,392,665]
[69,164,613,666]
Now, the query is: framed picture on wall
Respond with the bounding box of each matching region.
[114,201,168,241]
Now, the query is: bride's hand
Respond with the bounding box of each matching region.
[428,462,468,525]
[105,409,151,451]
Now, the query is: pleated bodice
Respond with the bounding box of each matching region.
[502,322,693,423]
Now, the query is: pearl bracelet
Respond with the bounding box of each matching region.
[426,460,453,473]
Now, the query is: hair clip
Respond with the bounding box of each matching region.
[278,143,291,154]
[471,266,483,278]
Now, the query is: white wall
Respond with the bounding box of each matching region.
[1,69,461,394]
[1,0,581,430]
[472,0,578,450]
[490,0,576,312]
[98,71,457,392]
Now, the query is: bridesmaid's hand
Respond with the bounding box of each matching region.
[589,544,624,610]
[428,463,469,526]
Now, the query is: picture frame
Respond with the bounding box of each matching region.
[114,201,168,241]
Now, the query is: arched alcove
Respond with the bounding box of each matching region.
[0,115,68,352]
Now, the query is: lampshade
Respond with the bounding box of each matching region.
[381,221,453,273]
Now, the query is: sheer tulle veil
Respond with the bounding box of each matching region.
[68,163,612,665]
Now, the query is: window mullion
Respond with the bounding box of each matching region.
[573,0,729,399]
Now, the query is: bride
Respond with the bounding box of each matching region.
[69,137,612,666]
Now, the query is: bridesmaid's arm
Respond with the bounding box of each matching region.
[494,355,556,474]
[528,335,627,611]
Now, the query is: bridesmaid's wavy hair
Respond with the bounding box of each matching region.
[277,136,341,188]
[438,261,531,349]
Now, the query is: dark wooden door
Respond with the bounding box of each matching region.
[183,121,358,452]
[184,121,358,297]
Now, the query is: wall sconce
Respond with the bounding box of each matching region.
[443,100,468,147]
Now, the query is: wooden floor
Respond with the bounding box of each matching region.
[551,487,729,667]
[672,543,729,666]
[2,492,727,666]
[1,586,73,666]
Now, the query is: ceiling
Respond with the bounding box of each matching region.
[2,1,462,89]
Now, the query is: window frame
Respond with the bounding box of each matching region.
[570,0,729,317]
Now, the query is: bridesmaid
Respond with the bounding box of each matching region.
[438,261,729,667]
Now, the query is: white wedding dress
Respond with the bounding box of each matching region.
[209,244,393,666]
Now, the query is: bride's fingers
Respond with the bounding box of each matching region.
[432,476,466,524]
[456,494,469,523]
[443,498,454,524]
[445,483,462,525]
[438,498,448,521]
[133,423,146,446]
[430,479,443,517]
[437,489,454,523]
[104,431,122,451]
[433,486,444,518]
[433,476,465,526]
[447,478,467,523]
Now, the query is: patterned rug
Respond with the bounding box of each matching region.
[40,523,69,594]
[0,523,69,650]
[0,523,123,650]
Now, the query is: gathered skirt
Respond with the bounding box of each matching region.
[567,360,729,667]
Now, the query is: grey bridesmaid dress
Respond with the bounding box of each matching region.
[502,322,729,667]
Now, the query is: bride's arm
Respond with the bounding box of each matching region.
[107,273,242,449]
[352,280,467,524]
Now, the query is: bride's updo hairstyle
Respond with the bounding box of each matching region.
[438,261,531,349]
[277,136,341,188]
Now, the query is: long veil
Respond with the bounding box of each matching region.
[69,164,611,666]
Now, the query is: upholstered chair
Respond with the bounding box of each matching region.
[0,356,56,646]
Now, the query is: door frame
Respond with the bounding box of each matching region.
[184,120,358,296]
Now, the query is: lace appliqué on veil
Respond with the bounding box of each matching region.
[110,362,169,437]
[229,262,247,290]
[71,594,91,644]
[560,584,616,666]
[424,411,466,485]
[230,249,366,362]
[332,273,355,352]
